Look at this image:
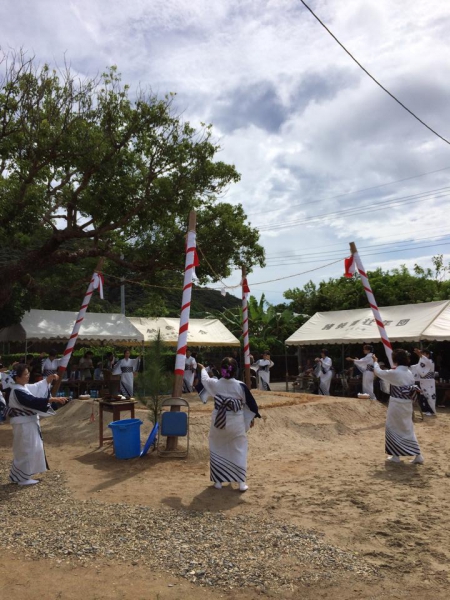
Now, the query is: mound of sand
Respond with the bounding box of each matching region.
[40,394,387,463]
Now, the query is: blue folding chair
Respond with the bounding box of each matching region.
[157,397,190,457]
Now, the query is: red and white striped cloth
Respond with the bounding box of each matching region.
[345,252,393,367]
[174,230,199,377]
[242,277,251,368]
[58,271,104,371]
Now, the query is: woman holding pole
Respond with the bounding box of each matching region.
[198,357,260,492]
[7,365,68,485]
[373,349,424,464]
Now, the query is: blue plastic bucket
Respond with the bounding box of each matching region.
[108,418,142,459]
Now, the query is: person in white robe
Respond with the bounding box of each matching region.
[182,349,197,393]
[315,349,333,396]
[198,357,260,492]
[413,348,436,416]
[373,349,424,464]
[42,350,63,377]
[112,349,140,398]
[253,352,274,391]
[7,364,67,485]
[346,344,376,399]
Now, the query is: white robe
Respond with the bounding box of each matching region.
[112,358,140,398]
[415,356,436,415]
[374,363,421,457]
[200,369,259,483]
[254,359,273,391]
[42,357,62,376]
[8,379,55,483]
[354,354,375,399]
[183,356,197,392]
[317,357,333,395]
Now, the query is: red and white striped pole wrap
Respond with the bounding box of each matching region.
[174,230,199,378]
[242,273,251,389]
[350,247,393,367]
[242,277,251,368]
[58,269,104,372]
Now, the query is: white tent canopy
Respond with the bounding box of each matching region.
[285,301,450,346]
[0,309,144,344]
[422,302,450,341]
[128,317,240,347]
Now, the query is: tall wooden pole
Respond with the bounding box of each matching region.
[172,211,197,398]
[52,257,104,395]
[349,242,393,367]
[167,211,197,451]
[241,266,251,388]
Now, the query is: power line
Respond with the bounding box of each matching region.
[264,232,450,262]
[246,165,450,217]
[264,241,450,268]
[265,224,450,257]
[258,187,450,232]
[298,0,450,146]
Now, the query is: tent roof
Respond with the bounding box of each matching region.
[285,300,450,346]
[0,309,144,344]
[421,302,450,341]
[128,317,240,347]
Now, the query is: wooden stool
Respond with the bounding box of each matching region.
[98,399,137,447]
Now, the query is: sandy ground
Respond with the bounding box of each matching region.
[1,390,450,600]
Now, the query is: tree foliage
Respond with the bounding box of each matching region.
[208,294,306,354]
[0,50,264,326]
[284,256,450,315]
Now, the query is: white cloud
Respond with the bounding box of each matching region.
[1,0,450,305]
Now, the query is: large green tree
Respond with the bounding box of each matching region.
[0,51,264,326]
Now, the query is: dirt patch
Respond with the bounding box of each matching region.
[1,393,449,599]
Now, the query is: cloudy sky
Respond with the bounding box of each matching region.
[2,0,450,305]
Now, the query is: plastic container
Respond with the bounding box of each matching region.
[108,418,142,459]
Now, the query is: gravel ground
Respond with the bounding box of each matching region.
[0,461,378,592]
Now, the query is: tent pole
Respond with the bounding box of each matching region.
[285,345,289,391]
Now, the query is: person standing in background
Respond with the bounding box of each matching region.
[346,344,376,399]
[183,349,197,393]
[112,349,140,398]
[413,347,437,416]
[315,349,333,396]
[253,351,274,391]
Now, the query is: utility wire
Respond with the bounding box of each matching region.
[298,0,450,145]
[265,241,450,268]
[258,188,450,231]
[264,232,450,262]
[266,224,450,256]
[246,165,450,217]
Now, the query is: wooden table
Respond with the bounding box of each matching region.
[98,400,137,447]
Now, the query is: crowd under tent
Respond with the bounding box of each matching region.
[0,309,144,351]
[128,317,240,347]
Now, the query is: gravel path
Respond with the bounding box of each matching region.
[0,461,378,592]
